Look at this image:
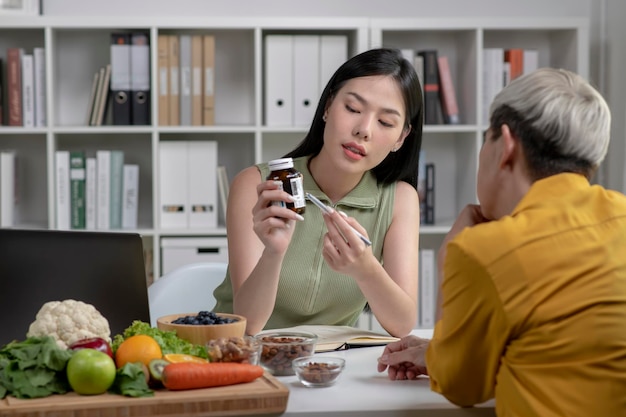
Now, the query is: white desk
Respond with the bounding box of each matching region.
[272,329,496,417]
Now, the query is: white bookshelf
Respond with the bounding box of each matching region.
[0,16,588,284]
[370,17,588,329]
[371,17,589,237]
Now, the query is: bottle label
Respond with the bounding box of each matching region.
[272,182,287,208]
[290,177,306,208]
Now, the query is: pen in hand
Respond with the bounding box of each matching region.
[305,193,372,247]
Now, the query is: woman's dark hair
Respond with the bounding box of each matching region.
[284,48,424,189]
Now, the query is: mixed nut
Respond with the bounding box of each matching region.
[297,361,342,384]
[206,336,260,364]
[257,335,316,376]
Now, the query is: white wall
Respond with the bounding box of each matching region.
[43,0,592,18]
[603,0,626,192]
[43,0,626,193]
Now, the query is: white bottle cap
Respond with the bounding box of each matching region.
[268,158,294,170]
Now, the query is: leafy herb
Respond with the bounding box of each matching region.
[112,321,207,359]
[0,336,73,399]
[108,362,153,397]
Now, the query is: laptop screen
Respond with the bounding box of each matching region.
[0,229,151,346]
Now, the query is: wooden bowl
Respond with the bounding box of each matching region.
[156,312,247,345]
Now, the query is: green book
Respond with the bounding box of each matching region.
[109,150,125,229]
[69,151,86,229]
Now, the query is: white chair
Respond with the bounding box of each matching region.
[148,262,228,326]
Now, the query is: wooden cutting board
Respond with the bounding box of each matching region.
[0,372,289,417]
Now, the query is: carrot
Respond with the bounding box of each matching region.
[162,362,264,390]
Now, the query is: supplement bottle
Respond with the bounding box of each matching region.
[267,158,306,215]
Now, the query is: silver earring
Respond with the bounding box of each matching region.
[323,115,327,122]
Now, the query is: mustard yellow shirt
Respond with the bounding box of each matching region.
[426,173,626,417]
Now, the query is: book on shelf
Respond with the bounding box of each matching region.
[157,34,170,126]
[88,67,104,126]
[7,47,23,126]
[69,151,86,229]
[0,58,3,125]
[121,164,139,229]
[96,150,125,230]
[55,151,70,230]
[33,47,46,127]
[110,33,132,126]
[159,141,187,229]
[413,55,424,95]
[319,35,348,98]
[95,64,112,126]
[417,50,441,125]
[262,325,399,352]
[293,35,319,127]
[202,35,216,126]
[264,35,293,126]
[503,61,511,87]
[88,65,113,127]
[168,34,180,126]
[188,141,218,228]
[217,165,230,221]
[155,34,215,127]
[419,249,436,328]
[0,151,17,227]
[130,32,150,125]
[109,150,125,229]
[21,53,34,128]
[96,150,111,230]
[179,34,192,126]
[400,48,424,96]
[85,157,97,229]
[191,34,203,126]
[436,55,460,124]
[482,48,504,125]
[424,163,435,225]
[159,140,219,229]
[523,49,539,75]
[144,247,154,286]
[504,48,524,83]
[417,151,426,224]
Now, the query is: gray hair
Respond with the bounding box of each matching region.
[490,68,610,169]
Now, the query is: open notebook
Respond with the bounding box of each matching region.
[263,325,400,352]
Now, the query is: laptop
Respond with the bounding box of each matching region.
[0,228,151,346]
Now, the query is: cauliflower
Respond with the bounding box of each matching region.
[26,299,111,349]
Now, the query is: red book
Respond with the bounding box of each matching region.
[437,56,460,125]
[504,48,524,82]
[7,48,23,126]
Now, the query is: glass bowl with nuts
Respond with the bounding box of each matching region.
[292,356,346,387]
[206,336,261,365]
[254,331,317,376]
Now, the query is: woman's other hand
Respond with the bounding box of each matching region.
[321,209,373,275]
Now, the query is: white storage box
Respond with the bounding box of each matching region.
[161,237,229,275]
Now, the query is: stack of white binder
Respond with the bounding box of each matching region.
[264,34,348,127]
[159,140,218,229]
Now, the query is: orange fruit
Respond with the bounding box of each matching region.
[115,335,162,368]
[163,353,208,364]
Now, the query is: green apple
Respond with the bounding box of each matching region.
[66,348,116,395]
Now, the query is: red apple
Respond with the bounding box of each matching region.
[69,337,113,359]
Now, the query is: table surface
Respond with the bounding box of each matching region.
[271,329,496,417]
